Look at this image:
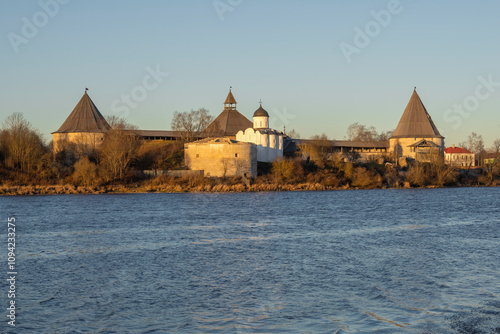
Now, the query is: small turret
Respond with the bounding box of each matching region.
[253,101,269,130]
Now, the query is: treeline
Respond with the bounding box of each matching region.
[267,155,500,190]
[1,113,499,195]
[0,113,184,188]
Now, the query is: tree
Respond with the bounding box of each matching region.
[99,117,141,180]
[0,113,46,172]
[171,108,214,142]
[271,158,296,182]
[73,156,98,187]
[286,128,300,139]
[345,122,393,141]
[462,132,485,153]
[299,134,331,167]
[491,139,500,157]
[377,130,394,141]
[460,132,485,166]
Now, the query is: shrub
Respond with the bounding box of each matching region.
[73,157,98,187]
[352,167,382,189]
[271,158,296,182]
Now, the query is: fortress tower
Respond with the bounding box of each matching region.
[389,88,444,161]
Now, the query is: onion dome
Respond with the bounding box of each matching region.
[253,103,269,117]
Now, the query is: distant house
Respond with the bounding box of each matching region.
[484,153,499,165]
[444,145,475,167]
[52,90,110,152]
[389,88,444,162]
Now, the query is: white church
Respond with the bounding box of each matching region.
[236,102,284,163]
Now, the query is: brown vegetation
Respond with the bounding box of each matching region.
[0,113,499,195]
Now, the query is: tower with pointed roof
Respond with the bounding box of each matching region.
[206,88,253,139]
[52,89,111,152]
[389,88,444,161]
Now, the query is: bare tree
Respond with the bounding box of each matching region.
[99,117,141,180]
[377,130,394,141]
[0,113,46,172]
[345,122,393,141]
[171,108,214,142]
[460,132,485,153]
[286,128,300,139]
[299,134,331,167]
[491,138,500,157]
[460,132,486,166]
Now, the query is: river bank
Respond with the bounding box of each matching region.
[1,181,498,196]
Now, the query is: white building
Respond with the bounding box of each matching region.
[444,145,476,167]
[236,103,283,163]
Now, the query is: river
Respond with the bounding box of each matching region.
[1,187,499,333]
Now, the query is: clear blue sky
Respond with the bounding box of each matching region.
[1,0,499,147]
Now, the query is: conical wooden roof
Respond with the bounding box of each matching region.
[54,91,110,133]
[207,89,252,137]
[224,89,237,104]
[391,89,443,138]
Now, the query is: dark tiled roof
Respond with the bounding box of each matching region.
[391,89,443,139]
[253,104,269,117]
[207,90,252,136]
[54,91,110,133]
[207,109,253,137]
[295,139,389,149]
[133,130,182,138]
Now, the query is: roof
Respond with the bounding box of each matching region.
[133,130,180,137]
[54,91,110,133]
[224,89,237,104]
[207,90,252,136]
[391,89,443,139]
[408,139,441,148]
[188,137,243,145]
[295,139,389,149]
[445,146,473,154]
[207,110,253,136]
[253,104,269,117]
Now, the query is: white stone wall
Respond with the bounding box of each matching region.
[253,116,269,130]
[236,128,283,163]
[445,152,476,167]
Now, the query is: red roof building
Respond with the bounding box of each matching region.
[444,145,475,167]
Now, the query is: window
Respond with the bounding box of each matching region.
[235,153,238,157]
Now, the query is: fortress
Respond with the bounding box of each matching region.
[53,87,445,177]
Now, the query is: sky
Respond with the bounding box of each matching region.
[1,0,499,147]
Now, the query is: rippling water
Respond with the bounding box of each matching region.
[2,187,500,333]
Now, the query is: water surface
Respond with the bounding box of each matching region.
[2,187,500,333]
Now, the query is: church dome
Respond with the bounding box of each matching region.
[253,104,269,117]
